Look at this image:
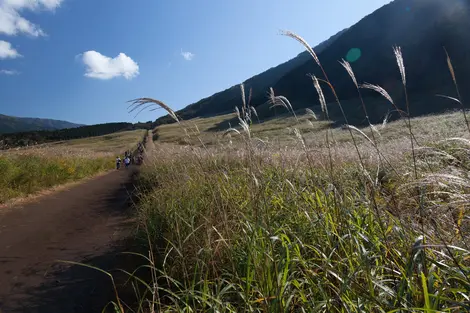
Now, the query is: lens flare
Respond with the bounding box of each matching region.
[346,48,362,63]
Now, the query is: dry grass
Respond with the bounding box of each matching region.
[132,110,470,311]
[153,106,467,150]
[152,113,236,144]
[0,129,146,204]
[100,32,470,312]
[128,101,470,312]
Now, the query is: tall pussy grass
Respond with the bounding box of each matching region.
[113,32,470,312]
[131,142,470,312]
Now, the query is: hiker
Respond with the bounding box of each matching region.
[116,156,121,169]
[124,156,131,169]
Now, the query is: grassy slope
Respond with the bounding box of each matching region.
[48,129,147,155]
[152,106,467,147]
[0,129,146,204]
[127,109,470,312]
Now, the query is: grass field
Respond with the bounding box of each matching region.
[152,104,467,148]
[115,104,470,312]
[115,41,470,311]
[0,129,146,204]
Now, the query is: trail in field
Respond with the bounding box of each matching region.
[0,165,142,313]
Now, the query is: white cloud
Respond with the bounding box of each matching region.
[0,40,21,58]
[5,0,63,10]
[0,0,63,37]
[0,69,20,75]
[81,50,139,80]
[181,49,194,61]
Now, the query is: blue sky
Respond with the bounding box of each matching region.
[0,0,391,125]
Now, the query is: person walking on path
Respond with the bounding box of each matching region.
[124,156,131,169]
[116,156,122,170]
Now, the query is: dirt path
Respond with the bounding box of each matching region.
[0,166,142,313]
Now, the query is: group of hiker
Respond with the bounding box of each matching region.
[115,155,130,170]
[137,142,144,154]
[116,146,145,170]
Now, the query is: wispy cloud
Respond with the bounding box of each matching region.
[181,49,194,61]
[0,69,20,75]
[0,40,21,59]
[0,0,64,37]
[81,50,139,80]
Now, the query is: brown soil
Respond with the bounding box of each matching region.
[0,166,142,313]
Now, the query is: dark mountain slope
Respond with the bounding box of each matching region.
[0,114,83,134]
[154,28,347,126]
[271,0,470,123]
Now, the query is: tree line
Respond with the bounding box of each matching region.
[0,122,152,150]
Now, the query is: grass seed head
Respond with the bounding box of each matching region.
[280,30,321,67]
[339,59,358,88]
[360,83,394,105]
[128,98,179,123]
[393,46,406,87]
[444,48,457,85]
[311,75,328,116]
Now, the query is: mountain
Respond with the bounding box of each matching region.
[270,0,470,124]
[153,28,348,126]
[0,114,84,134]
[155,0,470,128]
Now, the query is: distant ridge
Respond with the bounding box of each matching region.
[0,114,84,134]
